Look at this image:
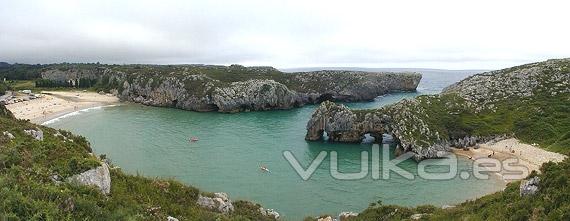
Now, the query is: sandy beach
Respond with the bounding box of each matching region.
[453,138,566,182]
[5,91,120,124]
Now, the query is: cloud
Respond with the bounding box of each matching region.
[1,0,569,69]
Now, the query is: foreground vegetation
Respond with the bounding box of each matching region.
[0,104,274,220]
[305,157,569,221]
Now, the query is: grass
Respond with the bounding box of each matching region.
[0,105,276,221]
[304,157,570,221]
[7,80,35,91]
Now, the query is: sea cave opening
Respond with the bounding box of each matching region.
[322,130,330,141]
[316,93,334,103]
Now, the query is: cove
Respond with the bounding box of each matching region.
[47,71,505,220]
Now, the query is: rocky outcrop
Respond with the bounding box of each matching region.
[306,59,570,160]
[305,100,451,161]
[67,162,111,195]
[196,192,234,214]
[3,131,15,140]
[259,207,280,219]
[212,79,302,112]
[339,211,358,220]
[24,128,44,141]
[520,176,540,197]
[410,213,426,220]
[443,58,570,111]
[317,216,333,221]
[40,65,421,113]
[41,68,104,86]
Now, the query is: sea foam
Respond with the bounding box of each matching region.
[41,105,118,125]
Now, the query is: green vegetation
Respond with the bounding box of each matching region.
[302,158,570,221]
[0,105,275,220]
[6,80,35,91]
[329,59,570,220]
[0,82,9,94]
[319,157,570,221]
[403,92,569,154]
[349,59,570,156]
[0,64,46,81]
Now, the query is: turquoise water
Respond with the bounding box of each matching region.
[47,71,505,220]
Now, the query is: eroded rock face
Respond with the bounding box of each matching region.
[40,66,421,113]
[196,192,234,214]
[67,163,111,195]
[443,58,570,112]
[212,79,302,112]
[305,101,450,161]
[306,59,570,160]
[520,176,540,197]
[305,101,360,142]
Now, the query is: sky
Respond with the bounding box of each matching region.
[1,0,569,70]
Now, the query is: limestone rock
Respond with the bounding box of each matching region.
[339,211,358,220]
[196,192,234,214]
[3,131,15,140]
[410,213,426,220]
[259,207,280,219]
[520,176,540,197]
[305,59,570,160]
[443,58,570,112]
[317,216,333,221]
[67,163,111,195]
[39,65,421,113]
[24,128,43,141]
[166,216,179,221]
[212,79,301,112]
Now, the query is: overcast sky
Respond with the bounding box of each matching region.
[1,0,569,69]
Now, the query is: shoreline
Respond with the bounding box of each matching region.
[452,138,566,183]
[5,90,120,124]
[39,104,120,125]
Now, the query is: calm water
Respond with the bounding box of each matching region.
[48,70,504,220]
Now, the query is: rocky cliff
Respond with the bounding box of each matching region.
[306,59,570,160]
[40,64,421,112]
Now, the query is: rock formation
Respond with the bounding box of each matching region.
[67,162,112,195]
[519,176,540,197]
[339,211,358,220]
[196,192,234,214]
[259,207,280,219]
[39,64,421,112]
[24,128,44,141]
[2,131,15,140]
[306,59,570,160]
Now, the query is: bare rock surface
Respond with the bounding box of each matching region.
[520,176,540,197]
[67,162,111,195]
[196,192,234,214]
[24,128,43,141]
